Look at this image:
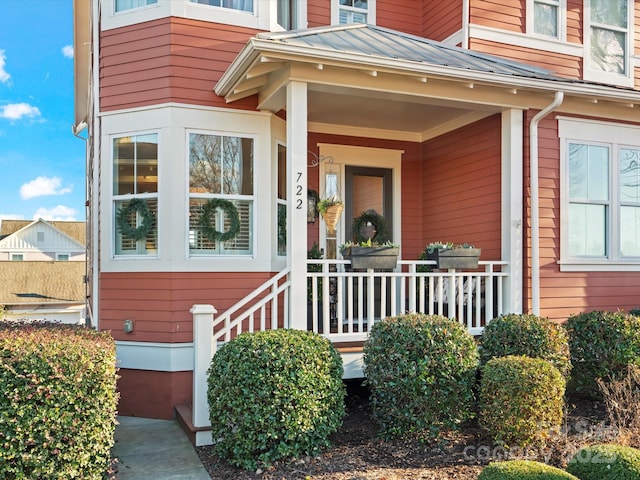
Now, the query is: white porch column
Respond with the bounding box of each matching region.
[501,109,523,314]
[287,81,308,330]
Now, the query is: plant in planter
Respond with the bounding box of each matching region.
[317,196,344,233]
[423,241,481,270]
[341,210,399,270]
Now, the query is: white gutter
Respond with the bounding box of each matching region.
[529,91,563,315]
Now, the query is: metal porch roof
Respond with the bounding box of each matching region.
[255,24,562,82]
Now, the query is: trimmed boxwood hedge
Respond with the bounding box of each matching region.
[479,355,565,447]
[566,444,640,480]
[478,313,571,379]
[207,329,345,470]
[363,313,478,440]
[478,460,579,479]
[566,310,640,396]
[0,322,118,479]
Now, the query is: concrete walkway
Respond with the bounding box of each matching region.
[113,416,211,480]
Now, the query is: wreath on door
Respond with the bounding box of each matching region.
[116,198,154,241]
[352,210,390,244]
[199,199,241,243]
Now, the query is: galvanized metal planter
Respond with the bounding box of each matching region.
[342,246,399,270]
[426,247,481,269]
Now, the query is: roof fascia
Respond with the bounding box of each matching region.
[216,37,640,106]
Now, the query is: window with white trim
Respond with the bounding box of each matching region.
[332,0,374,25]
[10,254,23,261]
[560,118,640,267]
[529,0,564,39]
[188,132,254,256]
[56,253,70,261]
[115,0,157,12]
[585,0,631,84]
[190,0,253,13]
[277,143,287,256]
[113,133,158,256]
[277,0,299,30]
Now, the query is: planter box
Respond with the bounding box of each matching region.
[426,248,481,270]
[342,246,399,270]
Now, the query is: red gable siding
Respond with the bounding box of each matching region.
[377,0,422,36]
[100,17,258,111]
[307,0,330,27]
[421,115,502,261]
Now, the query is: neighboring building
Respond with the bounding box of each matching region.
[73,0,640,423]
[0,219,87,324]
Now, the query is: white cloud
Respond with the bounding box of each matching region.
[0,49,10,84]
[33,205,77,221]
[62,45,74,59]
[0,103,41,121]
[20,176,73,200]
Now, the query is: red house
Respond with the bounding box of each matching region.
[73,0,640,442]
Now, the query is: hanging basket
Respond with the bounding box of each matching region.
[320,203,344,232]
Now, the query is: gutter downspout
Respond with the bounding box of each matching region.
[529,91,563,315]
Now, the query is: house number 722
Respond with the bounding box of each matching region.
[296,172,303,209]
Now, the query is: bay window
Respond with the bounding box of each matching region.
[188,132,254,256]
[190,0,253,13]
[113,133,158,256]
[115,0,157,12]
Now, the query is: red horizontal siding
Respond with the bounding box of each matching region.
[377,0,421,36]
[118,369,191,419]
[421,0,462,41]
[421,115,503,261]
[307,0,330,27]
[470,39,581,79]
[100,17,259,111]
[99,271,273,343]
[470,0,525,33]
[566,0,582,44]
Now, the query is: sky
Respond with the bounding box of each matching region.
[0,0,85,223]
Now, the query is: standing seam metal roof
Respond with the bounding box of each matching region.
[257,24,564,81]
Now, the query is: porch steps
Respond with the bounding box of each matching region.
[175,344,365,446]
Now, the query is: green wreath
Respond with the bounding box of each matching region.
[352,210,390,244]
[199,199,241,243]
[116,198,154,241]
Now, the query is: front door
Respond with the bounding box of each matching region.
[344,166,393,244]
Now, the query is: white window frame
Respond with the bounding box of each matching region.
[114,0,158,13]
[10,253,24,261]
[559,117,640,271]
[189,0,254,15]
[112,131,160,259]
[275,0,307,31]
[56,253,70,261]
[186,129,256,258]
[584,0,633,87]
[527,0,566,40]
[331,0,376,26]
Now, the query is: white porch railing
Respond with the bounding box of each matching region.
[308,259,508,339]
[190,259,508,443]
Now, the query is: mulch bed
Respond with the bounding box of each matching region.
[196,381,611,480]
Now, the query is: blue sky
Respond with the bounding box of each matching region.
[0,0,85,222]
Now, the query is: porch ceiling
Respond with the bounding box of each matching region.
[216,24,640,141]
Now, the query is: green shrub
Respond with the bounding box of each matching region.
[363,313,478,440]
[478,313,571,379]
[0,322,118,479]
[207,329,345,470]
[629,307,640,316]
[566,310,640,396]
[479,355,565,446]
[566,444,640,480]
[479,460,578,479]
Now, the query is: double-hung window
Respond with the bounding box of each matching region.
[188,132,254,256]
[113,133,158,256]
[333,0,374,25]
[586,0,631,84]
[560,118,640,268]
[190,0,253,13]
[115,0,157,13]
